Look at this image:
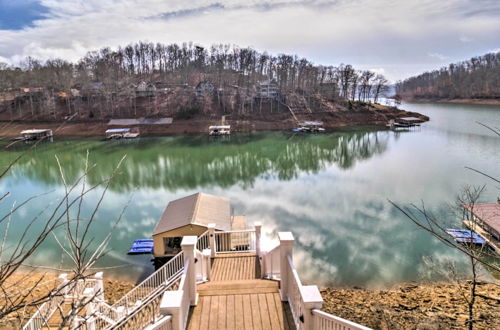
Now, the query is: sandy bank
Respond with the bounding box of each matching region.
[321,282,499,329]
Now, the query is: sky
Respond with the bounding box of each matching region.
[0,0,499,82]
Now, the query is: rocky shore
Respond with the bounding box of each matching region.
[321,282,500,330]
[4,271,498,329]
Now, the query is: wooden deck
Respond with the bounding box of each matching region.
[188,253,296,330]
[210,253,260,281]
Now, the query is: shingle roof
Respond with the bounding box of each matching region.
[152,193,231,236]
[465,203,500,234]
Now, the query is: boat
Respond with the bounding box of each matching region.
[292,121,325,133]
[105,127,140,139]
[209,125,231,136]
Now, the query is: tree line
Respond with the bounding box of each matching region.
[0,41,390,119]
[396,52,500,100]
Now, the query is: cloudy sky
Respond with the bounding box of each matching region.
[0,0,499,81]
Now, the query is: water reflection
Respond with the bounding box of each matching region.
[2,131,390,191]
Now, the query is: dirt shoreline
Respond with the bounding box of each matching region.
[0,108,428,138]
[405,98,500,105]
[4,271,498,329]
[321,282,500,329]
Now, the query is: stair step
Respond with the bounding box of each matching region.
[197,279,279,296]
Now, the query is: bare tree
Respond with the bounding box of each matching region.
[0,148,128,328]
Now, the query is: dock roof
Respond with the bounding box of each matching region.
[152,193,231,236]
[21,129,52,134]
[105,128,131,133]
[464,203,500,234]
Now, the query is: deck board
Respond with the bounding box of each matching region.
[188,253,295,330]
[210,254,259,281]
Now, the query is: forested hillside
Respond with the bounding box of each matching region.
[0,41,390,121]
[396,52,500,100]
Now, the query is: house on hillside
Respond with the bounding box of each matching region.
[256,79,280,98]
[151,193,247,266]
[82,82,105,96]
[135,81,157,97]
[195,80,216,96]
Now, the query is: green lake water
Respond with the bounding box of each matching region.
[1,101,499,288]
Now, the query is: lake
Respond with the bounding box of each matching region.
[1,101,499,288]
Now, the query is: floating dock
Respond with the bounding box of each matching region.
[445,228,486,245]
[463,220,500,255]
[127,238,154,254]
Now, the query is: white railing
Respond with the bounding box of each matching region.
[112,274,182,330]
[145,315,172,330]
[276,232,371,330]
[94,302,120,328]
[22,294,65,330]
[112,251,185,315]
[214,229,256,253]
[313,310,371,330]
[196,230,209,251]
[287,255,306,330]
[261,243,281,280]
[178,260,191,330]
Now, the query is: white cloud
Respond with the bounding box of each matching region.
[428,52,449,61]
[0,0,499,80]
[460,35,473,43]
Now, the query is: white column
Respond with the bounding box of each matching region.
[202,249,212,281]
[254,222,262,257]
[160,291,183,330]
[58,273,69,296]
[83,288,96,330]
[208,223,216,258]
[278,232,294,301]
[94,272,104,301]
[301,285,324,330]
[181,235,198,306]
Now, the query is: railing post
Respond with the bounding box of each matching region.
[208,223,216,258]
[301,285,324,330]
[94,272,104,301]
[202,249,212,281]
[278,232,294,301]
[181,236,198,306]
[160,291,183,330]
[58,273,69,296]
[255,222,262,257]
[83,288,96,330]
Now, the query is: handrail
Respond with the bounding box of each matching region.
[196,230,210,251]
[262,243,280,280]
[22,294,65,330]
[312,309,372,330]
[112,251,184,312]
[111,272,183,329]
[214,230,256,253]
[287,255,305,329]
[215,229,256,233]
[22,276,70,330]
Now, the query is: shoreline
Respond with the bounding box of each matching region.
[0,109,428,138]
[321,281,499,329]
[404,98,500,105]
[5,271,498,329]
